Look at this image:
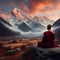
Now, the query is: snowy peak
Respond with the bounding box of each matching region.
[11,8,26,20]
[33,16,54,26]
[0,8,54,27]
[0,8,27,22]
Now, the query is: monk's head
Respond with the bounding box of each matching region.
[47,24,52,30]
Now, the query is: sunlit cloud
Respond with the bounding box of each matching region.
[0,0,60,20]
[15,0,60,20]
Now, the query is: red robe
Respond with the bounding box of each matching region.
[38,31,58,48]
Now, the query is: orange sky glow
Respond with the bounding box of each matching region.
[0,0,60,21]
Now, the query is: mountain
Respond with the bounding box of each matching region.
[0,8,55,38]
[0,17,12,26]
[53,18,60,27]
[16,21,33,32]
[0,8,27,24]
[0,8,54,27]
[29,20,45,32]
[53,19,60,41]
[33,16,54,27]
[11,8,26,20]
[0,17,21,39]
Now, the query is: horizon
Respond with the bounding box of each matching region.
[0,0,60,21]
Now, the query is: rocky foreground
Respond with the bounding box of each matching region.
[0,40,60,60]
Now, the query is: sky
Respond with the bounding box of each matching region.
[0,0,60,21]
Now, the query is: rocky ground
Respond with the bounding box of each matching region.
[0,39,60,60]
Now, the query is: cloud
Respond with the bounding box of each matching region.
[28,0,60,13]
[48,14,60,21]
[0,0,60,20]
[16,0,60,16]
[8,2,15,7]
[0,9,6,13]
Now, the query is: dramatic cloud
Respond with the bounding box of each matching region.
[28,0,60,13]
[0,0,60,20]
[15,0,60,20]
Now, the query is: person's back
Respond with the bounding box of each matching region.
[42,30,55,48]
[38,24,58,48]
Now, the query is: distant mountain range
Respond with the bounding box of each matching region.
[32,16,54,27]
[0,8,54,27]
[0,8,60,40]
[29,20,45,32]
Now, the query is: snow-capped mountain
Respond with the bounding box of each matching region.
[0,8,54,27]
[0,8,55,38]
[33,16,54,27]
[0,17,22,39]
[29,20,45,32]
[0,8,27,23]
[11,8,27,20]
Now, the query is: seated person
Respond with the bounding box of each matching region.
[38,24,59,48]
